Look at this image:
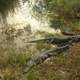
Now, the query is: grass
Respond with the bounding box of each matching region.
[0,28,80,80]
[27,43,80,80]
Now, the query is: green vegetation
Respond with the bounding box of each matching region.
[46,0,80,32]
[27,43,80,80]
[0,0,19,17]
[0,0,80,80]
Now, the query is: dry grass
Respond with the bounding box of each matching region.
[27,43,80,80]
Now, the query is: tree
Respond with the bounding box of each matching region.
[45,0,80,32]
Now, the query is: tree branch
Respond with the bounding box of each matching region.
[22,44,69,74]
[61,31,76,36]
[27,35,80,46]
[22,34,80,74]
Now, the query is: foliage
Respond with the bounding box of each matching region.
[0,0,19,18]
[0,0,80,80]
[46,0,80,32]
